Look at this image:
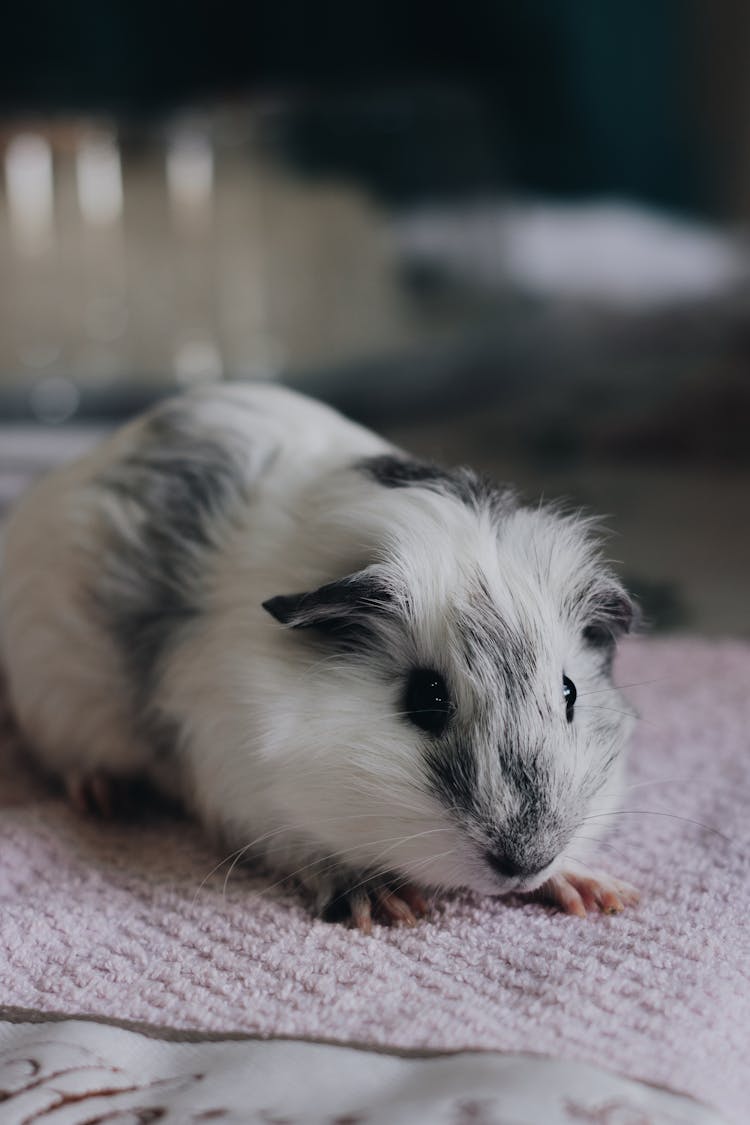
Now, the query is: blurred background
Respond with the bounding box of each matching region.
[0,1,748,634]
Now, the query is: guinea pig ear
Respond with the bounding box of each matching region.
[262,572,393,643]
[583,584,637,648]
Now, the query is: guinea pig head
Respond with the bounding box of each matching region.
[262,496,635,899]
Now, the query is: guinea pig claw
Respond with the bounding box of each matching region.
[538,874,587,917]
[396,885,430,918]
[325,881,429,932]
[348,891,373,935]
[532,867,640,918]
[374,889,419,928]
[66,771,126,819]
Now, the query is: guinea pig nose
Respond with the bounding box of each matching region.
[486,851,540,880]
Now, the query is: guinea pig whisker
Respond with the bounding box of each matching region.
[569,835,631,864]
[298,650,355,674]
[569,834,610,848]
[251,829,456,901]
[582,810,730,843]
[403,848,458,877]
[558,852,598,874]
[222,842,262,896]
[386,850,458,894]
[193,844,258,905]
[343,843,457,902]
[321,835,458,892]
[622,777,692,792]
[251,851,363,900]
[197,818,356,891]
[195,812,434,900]
[577,677,669,697]
[351,827,456,877]
[295,783,432,820]
[580,702,638,720]
[575,703,641,722]
[256,823,454,866]
[338,784,437,819]
[365,849,459,900]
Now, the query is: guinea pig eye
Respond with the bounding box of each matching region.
[404,668,453,736]
[563,674,577,722]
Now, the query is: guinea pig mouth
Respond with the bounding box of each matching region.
[485,850,556,893]
[513,867,555,894]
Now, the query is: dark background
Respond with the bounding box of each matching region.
[0,1,748,636]
[3,1,748,218]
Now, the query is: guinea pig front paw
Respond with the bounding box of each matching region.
[321,880,430,934]
[527,865,640,918]
[65,771,134,819]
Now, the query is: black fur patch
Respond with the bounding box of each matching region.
[583,586,635,649]
[424,580,541,825]
[463,577,538,708]
[499,750,547,823]
[358,454,509,515]
[320,893,355,925]
[424,734,479,816]
[91,402,248,740]
[263,573,394,651]
[487,755,562,877]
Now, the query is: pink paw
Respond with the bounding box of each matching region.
[66,772,132,819]
[529,866,640,917]
[323,882,430,933]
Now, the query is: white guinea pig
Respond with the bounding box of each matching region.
[0,383,638,930]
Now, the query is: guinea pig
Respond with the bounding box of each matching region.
[0,382,638,931]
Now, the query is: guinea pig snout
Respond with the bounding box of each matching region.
[485,849,556,883]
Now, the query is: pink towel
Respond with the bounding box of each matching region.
[1,638,748,1123]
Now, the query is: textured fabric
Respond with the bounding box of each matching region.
[0,638,748,1124]
[0,1017,725,1124]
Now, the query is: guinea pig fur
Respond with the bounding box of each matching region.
[0,383,638,930]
